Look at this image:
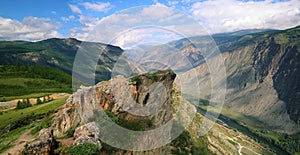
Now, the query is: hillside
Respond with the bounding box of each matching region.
[12,70,273,155]
[129,26,300,127]
[0,38,124,84]
[122,26,300,154]
[0,26,299,154]
[179,26,300,153]
[0,65,72,101]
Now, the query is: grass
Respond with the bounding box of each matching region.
[30,115,54,135]
[227,139,237,146]
[0,97,68,129]
[68,142,100,155]
[0,126,29,153]
[0,77,70,100]
[198,103,300,154]
[102,110,153,131]
[0,65,73,101]
[0,92,52,102]
[0,97,68,153]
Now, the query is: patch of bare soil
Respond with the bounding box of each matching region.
[3,130,35,155]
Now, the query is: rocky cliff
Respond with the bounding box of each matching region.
[51,69,176,137]
[25,70,175,154]
[19,69,218,154]
[177,26,300,133]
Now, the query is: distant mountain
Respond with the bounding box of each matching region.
[125,26,300,130]
[1,27,299,129]
[0,38,124,84]
[180,26,300,131]
[212,28,277,37]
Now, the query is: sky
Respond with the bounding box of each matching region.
[0,0,299,48]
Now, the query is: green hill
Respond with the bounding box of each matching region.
[0,64,72,101]
[0,38,124,84]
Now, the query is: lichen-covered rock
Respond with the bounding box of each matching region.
[22,128,56,155]
[72,122,101,148]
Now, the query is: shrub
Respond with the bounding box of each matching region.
[16,100,32,109]
[36,97,42,105]
[129,76,141,83]
[65,128,75,137]
[68,142,100,155]
[144,74,158,81]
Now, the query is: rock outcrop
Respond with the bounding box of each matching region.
[49,69,176,153]
[73,122,101,147]
[22,128,56,155]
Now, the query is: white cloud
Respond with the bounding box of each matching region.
[0,16,63,41]
[72,5,209,49]
[113,28,182,49]
[190,0,300,33]
[69,16,101,41]
[68,4,82,14]
[141,3,173,19]
[81,2,112,12]
[79,16,101,32]
[61,15,75,22]
[168,1,179,7]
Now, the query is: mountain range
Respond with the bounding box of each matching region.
[0,26,299,154]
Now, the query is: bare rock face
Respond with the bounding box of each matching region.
[51,70,176,153]
[72,122,101,147]
[23,128,56,155]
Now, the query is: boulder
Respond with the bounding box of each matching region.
[72,122,101,148]
[23,128,56,155]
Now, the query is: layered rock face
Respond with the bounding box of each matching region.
[174,27,300,133]
[51,69,176,153]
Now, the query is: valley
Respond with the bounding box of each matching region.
[0,25,299,154]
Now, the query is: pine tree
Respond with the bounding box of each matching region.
[16,100,22,109]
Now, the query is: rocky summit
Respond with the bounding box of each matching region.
[23,69,178,154]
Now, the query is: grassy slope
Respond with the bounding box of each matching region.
[0,38,77,74]
[0,97,68,153]
[198,103,300,154]
[0,65,73,101]
[0,97,68,129]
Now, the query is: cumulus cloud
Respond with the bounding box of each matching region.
[113,28,181,49]
[68,4,82,14]
[61,15,75,22]
[73,4,208,49]
[81,2,112,12]
[79,16,101,32]
[70,1,300,48]
[0,16,62,41]
[69,16,101,41]
[190,0,300,33]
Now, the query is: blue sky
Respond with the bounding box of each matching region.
[0,0,299,48]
